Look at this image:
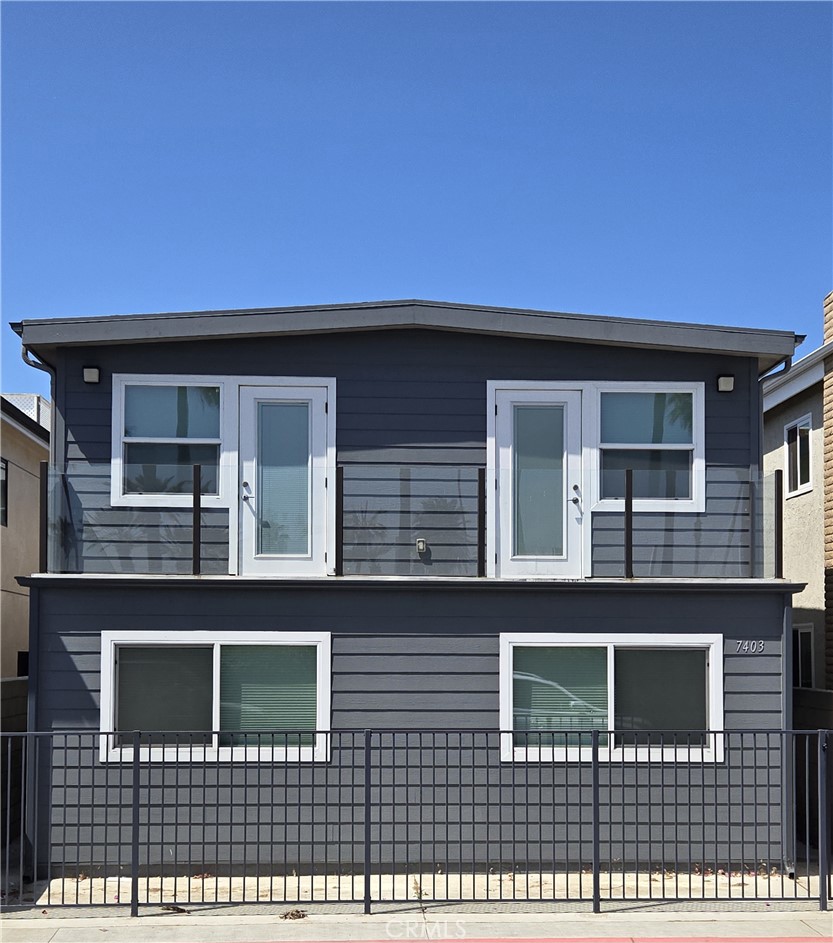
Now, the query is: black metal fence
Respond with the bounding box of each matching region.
[2,729,829,913]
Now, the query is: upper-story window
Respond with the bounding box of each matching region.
[593,384,704,512]
[785,414,811,497]
[112,380,224,507]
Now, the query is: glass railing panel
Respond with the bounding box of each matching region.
[46,462,232,575]
[341,464,483,577]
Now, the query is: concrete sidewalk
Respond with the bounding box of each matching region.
[1,906,831,943]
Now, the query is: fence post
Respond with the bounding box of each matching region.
[819,730,829,912]
[624,469,634,579]
[591,729,601,913]
[130,731,141,917]
[192,465,202,577]
[363,729,372,915]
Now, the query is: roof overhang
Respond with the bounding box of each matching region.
[11,298,799,372]
[762,339,833,412]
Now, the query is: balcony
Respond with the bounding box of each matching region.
[37,461,784,580]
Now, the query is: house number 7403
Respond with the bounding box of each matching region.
[736,640,765,654]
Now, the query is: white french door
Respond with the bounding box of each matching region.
[239,385,330,576]
[494,388,584,578]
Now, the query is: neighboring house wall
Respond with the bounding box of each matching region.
[824,291,833,690]
[763,383,825,686]
[1,396,49,679]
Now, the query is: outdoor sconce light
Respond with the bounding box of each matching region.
[717,375,734,393]
[82,367,100,384]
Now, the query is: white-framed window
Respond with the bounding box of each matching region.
[99,630,331,762]
[785,414,812,497]
[111,375,232,508]
[792,624,814,689]
[499,633,723,762]
[591,383,705,513]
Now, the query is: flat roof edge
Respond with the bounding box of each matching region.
[14,299,798,362]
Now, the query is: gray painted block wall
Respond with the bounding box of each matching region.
[49,329,759,577]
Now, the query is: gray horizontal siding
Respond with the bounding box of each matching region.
[54,330,758,577]
[32,584,785,733]
[591,467,763,579]
[29,582,790,874]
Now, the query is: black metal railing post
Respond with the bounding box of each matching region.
[591,728,601,913]
[774,469,784,579]
[192,464,202,577]
[130,731,141,917]
[335,466,344,576]
[747,478,757,578]
[39,461,49,573]
[819,730,829,912]
[477,467,486,577]
[624,469,634,579]
[363,728,372,915]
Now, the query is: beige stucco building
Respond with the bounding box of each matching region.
[763,292,833,727]
[1,394,50,680]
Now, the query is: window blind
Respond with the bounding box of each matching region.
[219,645,317,746]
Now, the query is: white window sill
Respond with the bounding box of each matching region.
[502,739,725,764]
[99,739,330,764]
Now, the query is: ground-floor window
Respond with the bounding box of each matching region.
[499,632,723,761]
[99,630,330,761]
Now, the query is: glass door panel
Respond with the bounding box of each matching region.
[513,405,565,557]
[257,402,310,556]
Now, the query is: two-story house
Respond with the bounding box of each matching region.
[763,291,833,729]
[10,299,807,902]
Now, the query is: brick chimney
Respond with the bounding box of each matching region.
[822,292,833,687]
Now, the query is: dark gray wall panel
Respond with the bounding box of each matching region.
[33,583,786,733]
[53,330,758,577]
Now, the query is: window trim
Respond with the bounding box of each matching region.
[588,382,705,513]
[111,375,232,509]
[99,630,331,762]
[784,413,812,498]
[499,632,723,763]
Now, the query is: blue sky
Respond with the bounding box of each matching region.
[2,1,831,397]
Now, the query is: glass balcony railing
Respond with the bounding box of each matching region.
[37,461,785,580]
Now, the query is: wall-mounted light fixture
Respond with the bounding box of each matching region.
[82,367,100,384]
[717,375,734,393]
